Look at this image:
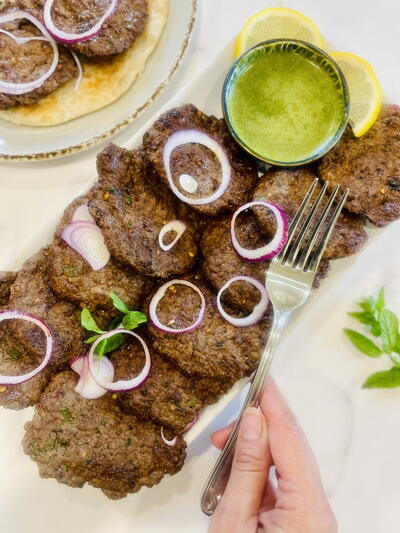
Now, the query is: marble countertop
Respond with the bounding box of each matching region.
[1,1,400,532]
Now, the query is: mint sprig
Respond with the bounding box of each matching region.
[81,293,147,356]
[345,288,400,388]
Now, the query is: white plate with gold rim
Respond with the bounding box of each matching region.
[0,0,197,162]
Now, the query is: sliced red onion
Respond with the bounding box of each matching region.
[163,129,232,205]
[70,50,83,92]
[70,354,85,375]
[0,311,53,385]
[149,280,206,334]
[231,201,288,262]
[72,354,114,399]
[88,329,151,391]
[61,220,110,271]
[0,29,47,45]
[181,414,199,434]
[43,0,119,44]
[71,204,95,224]
[161,427,177,447]
[0,11,59,95]
[158,220,187,252]
[217,276,269,327]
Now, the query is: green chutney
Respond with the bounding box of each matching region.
[224,40,348,164]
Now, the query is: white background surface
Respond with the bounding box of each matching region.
[1,1,400,532]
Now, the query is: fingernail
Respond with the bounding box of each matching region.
[240,407,263,441]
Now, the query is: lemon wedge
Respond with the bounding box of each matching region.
[235,7,324,57]
[330,51,382,137]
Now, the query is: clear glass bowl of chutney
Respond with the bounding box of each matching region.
[222,39,350,167]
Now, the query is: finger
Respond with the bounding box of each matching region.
[210,421,235,449]
[259,478,277,513]
[211,407,270,532]
[259,378,323,487]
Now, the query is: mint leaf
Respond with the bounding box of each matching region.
[375,288,385,315]
[362,367,400,389]
[81,308,105,335]
[84,334,100,344]
[96,333,124,355]
[344,329,383,358]
[122,311,147,330]
[110,292,130,314]
[348,311,377,326]
[379,309,399,353]
[109,316,122,330]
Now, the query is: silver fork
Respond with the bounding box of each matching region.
[200,179,349,516]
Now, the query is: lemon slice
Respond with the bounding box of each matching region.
[235,7,324,57]
[330,51,382,137]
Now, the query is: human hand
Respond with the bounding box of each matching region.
[208,379,337,533]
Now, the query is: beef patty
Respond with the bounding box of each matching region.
[0,2,78,109]
[36,0,148,57]
[319,105,400,227]
[48,196,154,312]
[23,371,186,499]
[252,167,368,260]
[8,248,85,366]
[142,104,259,217]
[114,339,233,432]
[0,324,51,410]
[89,144,199,278]
[145,275,270,381]
[201,212,270,314]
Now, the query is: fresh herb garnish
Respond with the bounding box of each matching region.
[60,408,74,423]
[5,347,22,362]
[345,288,400,388]
[81,293,147,356]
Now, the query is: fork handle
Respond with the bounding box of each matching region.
[200,311,288,516]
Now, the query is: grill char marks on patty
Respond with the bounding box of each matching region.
[23,371,186,499]
[48,195,154,313]
[318,105,400,227]
[88,144,199,278]
[0,1,78,109]
[142,104,259,217]
[252,166,368,260]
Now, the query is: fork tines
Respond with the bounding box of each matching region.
[278,178,349,273]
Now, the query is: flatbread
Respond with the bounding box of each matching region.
[0,0,168,126]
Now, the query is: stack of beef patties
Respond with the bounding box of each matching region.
[2,103,399,498]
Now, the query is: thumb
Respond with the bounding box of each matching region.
[211,407,270,532]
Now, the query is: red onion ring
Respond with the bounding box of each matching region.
[0,311,53,385]
[231,201,288,262]
[158,220,187,252]
[88,329,151,391]
[163,129,232,205]
[149,280,206,334]
[181,414,199,434]
[0,11,59,95]
[43,0,119,44]
[161,427,177,447]
[61,220,110,271]
[70,50,83,92]
[71,204,95,224]
[217,276,269,327]
[160,414,199,446]
[71,354,114,399]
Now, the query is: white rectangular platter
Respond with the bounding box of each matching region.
[1,8,400,532]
